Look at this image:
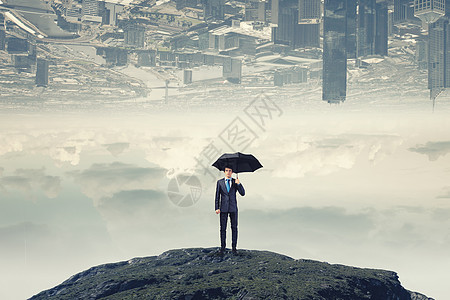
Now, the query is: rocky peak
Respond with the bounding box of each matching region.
[29,247,434,300]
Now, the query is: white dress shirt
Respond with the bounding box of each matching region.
[224,177,240,185]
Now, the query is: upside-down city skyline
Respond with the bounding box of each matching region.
[0,0,450,300]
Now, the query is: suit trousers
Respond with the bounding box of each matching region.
[220,211,238,250]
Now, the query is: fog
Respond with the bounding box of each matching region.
[1,95,449,299]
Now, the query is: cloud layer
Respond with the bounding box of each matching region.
[0,168,61,199]
[409,141,450,161]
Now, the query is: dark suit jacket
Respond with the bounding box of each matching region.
[215,178,245,212]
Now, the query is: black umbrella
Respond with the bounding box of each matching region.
[212,152,263,178]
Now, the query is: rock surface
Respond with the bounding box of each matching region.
[29,247,434,300]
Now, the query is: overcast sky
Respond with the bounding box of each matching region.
[1,97,449,300]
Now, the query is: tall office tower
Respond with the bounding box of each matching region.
[418,1,448,102]
[298,0,321,47]
[203,0,225,20]
[414,0,445,23]
[271,0,297,46]
[271,0,320,48]
[322,0,347,103]
[358,0,376,57]
[394,0,420,22]
[394,0,409,21]
[0,30,5,51]
[36,58,49,87]
[445,16,450,87]
[277,0,299,45]
[353,0,388,57]
[347,0,358,58]
[428,17,447,100]
[375,1,389,55]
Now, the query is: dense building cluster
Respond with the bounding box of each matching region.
[0,0,448,104]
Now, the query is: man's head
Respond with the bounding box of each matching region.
[224,166,233,178]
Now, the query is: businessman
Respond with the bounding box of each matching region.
[215,166,245,255]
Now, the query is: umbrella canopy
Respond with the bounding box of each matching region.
[212,152,263,175]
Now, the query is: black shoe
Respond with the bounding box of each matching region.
[218,248,225,256]
[232,248,238,255]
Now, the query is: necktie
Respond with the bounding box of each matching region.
[226,179,230,192]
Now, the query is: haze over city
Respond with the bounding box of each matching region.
[0,0,449,299]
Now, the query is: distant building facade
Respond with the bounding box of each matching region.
[416,39,428,69]
[428,17,448,100]
[271,0,320,49]
[176,0,199,10]
[375,1,389,56]
[298,0,320,23]
[183,69,193,84]
[274,67,308,86]
[82,0,100,16]
[223,58,242,83]
[245,0,266,21]
[36,58,49,87]
[0,30,6,51]
[394,0,421,23]
[347,0,358,58]
[124,25,145,48]
[137,50,156,66]
[7,37,29,54]
[82,0,103,22]
[414,0,445,24]
[203,0,225,20]
[103,2,125,25]
[97,47,128,66]
[64,2,82,22]
[349,0,389,57]
[357,0,376,57]
[322,0,347,103]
